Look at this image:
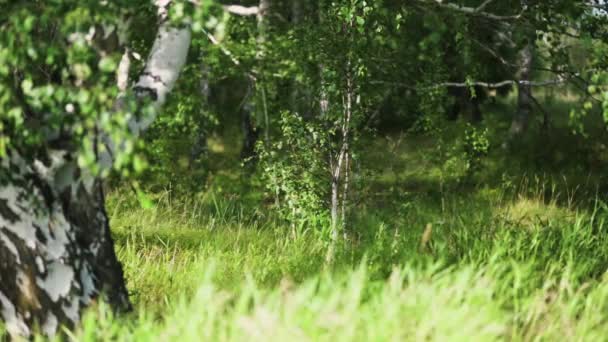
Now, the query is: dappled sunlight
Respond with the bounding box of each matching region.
[207,136,227,154]
[4,0,608,339]
[496,195,576,228]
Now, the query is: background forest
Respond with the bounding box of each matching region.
[2,0,608,340]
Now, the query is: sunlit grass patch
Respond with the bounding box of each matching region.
[498,195,575,228]
[72,253,608,341]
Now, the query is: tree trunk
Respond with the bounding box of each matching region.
[0,1,191,337]
[190,62,211,166]
[239,0,270,165]
[326,61,354,265]
[0,151,130,337]
[328,172,340,260]
[240,98,259,164]
[258,0,270,145]
[510,38,534,137]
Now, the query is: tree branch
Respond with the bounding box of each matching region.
[202,28,257,81]
[416,0,526,21]
[370,74,577,90]
[476,0,497,12]
[223,5,259,16]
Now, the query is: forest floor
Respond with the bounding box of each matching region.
[70,98,608,341]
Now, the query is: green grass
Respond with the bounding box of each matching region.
[9,98,608,341]
[62,170,608,341]
[72,197,608,341]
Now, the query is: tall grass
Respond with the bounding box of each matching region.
[26,180,604,341]
[5,105,608,340]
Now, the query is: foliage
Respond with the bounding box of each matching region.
[0,1,163,178]
[258,111,330,229]
[20,165,608,341]
[5,0,608,339]
[463,124,490,176]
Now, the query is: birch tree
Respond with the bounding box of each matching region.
[0,0,191,337]
[510,34,535,137]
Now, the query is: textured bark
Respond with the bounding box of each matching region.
[0,152,130,338]
[0,0,191,338]
[129,25,191,134]
[116,48,131,94]
[101,2,191,167]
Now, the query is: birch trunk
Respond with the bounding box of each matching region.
[0,1,191,337]
[241,92,259,164]
[326,61,354,265]
[510,34,534,137]
[190,61,211,166]
[239,0,270,164]
[0,152,130,338]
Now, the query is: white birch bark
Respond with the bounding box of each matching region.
[100,0,191,169]
[510,36,534,137]
[0,0,192,338]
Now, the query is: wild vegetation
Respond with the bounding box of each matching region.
[2,0,608,340]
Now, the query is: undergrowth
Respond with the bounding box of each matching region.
[47,181,608,341]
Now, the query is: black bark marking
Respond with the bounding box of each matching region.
[0,199,19,223]
[34,224,47,244]
[139,72,167,87]
[1,150,131,338]
[133,86,158,101]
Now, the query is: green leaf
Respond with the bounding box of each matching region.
[136,189,155,210]
[99,57,117,73]
[133,155,148,174]
[356,16,365,27]
[21,79,33,95]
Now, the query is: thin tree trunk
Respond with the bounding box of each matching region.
[326,61,354,265]
[240,89,259,164]
[327,162,341,264]
[317,2,329,120]
[341,151,350,240]
[240,0,270,164]
[290,0,302,114]
[257,0,270,145]
[0,1,191,337]
[190,62,211,166]
[510,35,534,137]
